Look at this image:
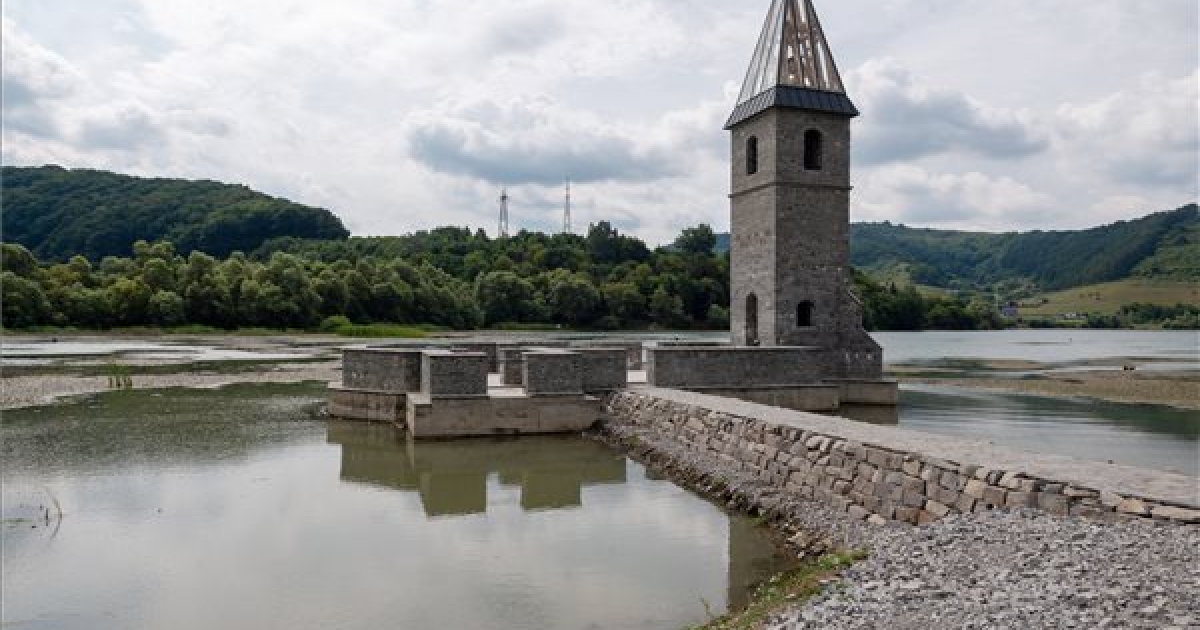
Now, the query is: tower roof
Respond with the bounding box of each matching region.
[726,0,857,129]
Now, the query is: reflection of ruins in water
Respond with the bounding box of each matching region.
[727,515,796,611]
[325,422,628,517]
[325,421,798,609]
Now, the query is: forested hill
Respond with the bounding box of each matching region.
[717,204,1197,290]
[1,165,349,260]
[849,205,1197,290]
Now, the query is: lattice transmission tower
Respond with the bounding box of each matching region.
[563,178,572,234]
[498,188,510,238]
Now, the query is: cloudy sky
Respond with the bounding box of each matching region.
[3,0,1197,244]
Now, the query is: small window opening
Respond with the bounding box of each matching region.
[745,293,760,346]
[803,130,823,171]
[797,301,814,327]
[746,136,759,175]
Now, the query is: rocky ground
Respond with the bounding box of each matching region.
[595,422,1200,630]
[772,510,1200,629]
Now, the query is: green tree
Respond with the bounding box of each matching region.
[180,251,231,326]
[1,243,39,277]
[648,287,687,328]
[148,290,186,326]
[477,271,539,325]
[543,271,601,327]
[1,272,51,327]
[674,224,717,255]
[600,282,646,324]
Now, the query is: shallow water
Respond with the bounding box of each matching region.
[0,339,318,366]
[1,385,793,630]
[895,385,1200,477]
[875,329,1198,368]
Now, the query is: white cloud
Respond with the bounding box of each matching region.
[1054,71,1199,191]
[1,0,1196,244]
[406,97,678,186]
[849,59,1047,165]
[0,17,82,138]
[855,164,1054,230]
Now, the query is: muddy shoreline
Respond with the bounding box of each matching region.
[0,361,339,411]
[899,369,1200,411]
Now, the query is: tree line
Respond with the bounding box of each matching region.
[1,222,1009,333]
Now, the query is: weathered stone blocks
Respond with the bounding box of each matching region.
[342,348,423,393]
[421,351,488,399]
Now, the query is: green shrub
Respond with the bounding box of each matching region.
[319,315,353,332]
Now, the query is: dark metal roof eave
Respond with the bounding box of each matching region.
[724,86,859,130]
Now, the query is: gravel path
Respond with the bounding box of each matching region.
[772,510,1200,629]
[0,361,338,410]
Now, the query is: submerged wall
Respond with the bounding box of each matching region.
[603,389,1200,526]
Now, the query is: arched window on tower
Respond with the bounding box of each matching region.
[746,136,759,175]
[797,300,814,328]
[804,130,823,171]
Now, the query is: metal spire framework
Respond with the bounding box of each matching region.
[726,0,858,128]
[563,179,572,234]
[498,188,510,238]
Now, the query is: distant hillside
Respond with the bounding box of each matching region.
[850,205,1197,290]
[716,204,1197,290]
[1,165,349,260]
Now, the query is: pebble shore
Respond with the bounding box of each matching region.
[774,510,1200,629]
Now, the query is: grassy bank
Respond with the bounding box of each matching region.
[691,549,866,630]
[1021,279,1198,318]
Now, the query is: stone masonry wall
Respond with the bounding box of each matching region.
[604,390,1200,526]
[420,351,489,399]
[648,346,825,388]
[524,351,584,397]
[575,348,628,393]
[342,349,422,393]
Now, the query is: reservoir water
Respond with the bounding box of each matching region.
[895,385,1198,476]
[1,384,794,630]
[2,330,1196,627]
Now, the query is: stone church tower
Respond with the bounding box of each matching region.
[727,0,881,378]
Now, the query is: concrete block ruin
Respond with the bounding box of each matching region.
[328,335,897,438]
[329,344,607,438]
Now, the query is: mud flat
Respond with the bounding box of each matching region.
[903,368,1200,411]
[0,361,338,410]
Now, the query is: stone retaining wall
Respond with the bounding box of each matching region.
[647,346,824,388]
[604,390,1200,526]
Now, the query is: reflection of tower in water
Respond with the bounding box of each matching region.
[326,422,627,517]
[725,515,799,611]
